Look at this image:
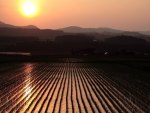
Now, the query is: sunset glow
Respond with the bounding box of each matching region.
[0,0,150,30]
[21,1,38,17]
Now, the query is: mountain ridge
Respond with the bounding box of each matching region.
[59,26,150,36]
[59,26,123,34]
[0,21,39,29]
[0,21,150,41]
[1,21,149,35]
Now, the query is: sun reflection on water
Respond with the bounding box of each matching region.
[24,63,33,101]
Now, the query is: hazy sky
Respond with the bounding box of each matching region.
[0,0,150,31]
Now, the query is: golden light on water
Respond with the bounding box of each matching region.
[24,86,32,100]
[24,64,33,101]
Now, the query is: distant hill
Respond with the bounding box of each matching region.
[0,21,39,29]
[0,22,150,41]
[60,26,123,34]
[60,26,150,41]
[105,35,147,45]
[60,26,150,35]
[0,28,64,40]
[0,21,64,40]
[140,31,150,35]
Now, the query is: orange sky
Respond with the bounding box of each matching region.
[0,0,150,31]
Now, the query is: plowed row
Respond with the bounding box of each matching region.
[0,63,146,113]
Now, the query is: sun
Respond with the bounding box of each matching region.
[22,1,37,17]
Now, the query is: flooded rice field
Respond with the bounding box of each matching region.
[0,62,149,113]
